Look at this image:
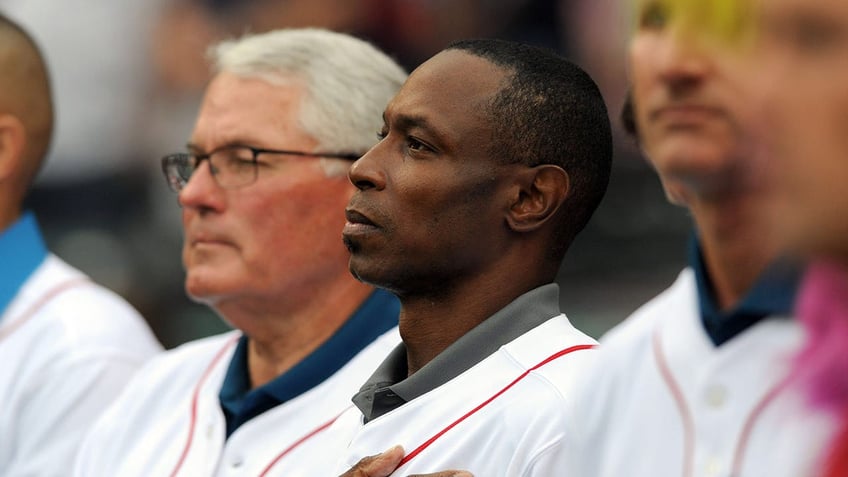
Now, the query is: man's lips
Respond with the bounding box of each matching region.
[345,208,377,227]
[188,233,233,248]
[343,208,379,236]
[650,103,724,126]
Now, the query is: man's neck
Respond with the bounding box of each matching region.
[690,193,780,311]
[397,296,479,377]
[221,276,374,389]
[397,272,549,376]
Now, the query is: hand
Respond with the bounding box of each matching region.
[338,446,474,477]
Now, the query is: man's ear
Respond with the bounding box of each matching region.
[506,164,570,233]
[0,114,26,182]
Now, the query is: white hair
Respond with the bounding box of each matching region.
[209,28,406,162]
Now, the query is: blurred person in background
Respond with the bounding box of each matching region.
[559,0,837,475]
[552,0,694,337]
[757,0,848,474]
[0,0,167,309]
[73,28,407,476]
[0,14,162,476]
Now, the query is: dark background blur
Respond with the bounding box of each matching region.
[2,0,690,348]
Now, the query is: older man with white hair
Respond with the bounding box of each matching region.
[73,28,407,477]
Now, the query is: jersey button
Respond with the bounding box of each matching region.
[231,456,244,468]
[705,457,723,476]
[705,384,727,408]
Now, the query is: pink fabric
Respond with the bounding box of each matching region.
[794,261,848,477]
[794,261,848,412]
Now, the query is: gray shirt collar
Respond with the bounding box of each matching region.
[352,283,561,422]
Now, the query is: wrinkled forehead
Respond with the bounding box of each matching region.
[633,0,757,45]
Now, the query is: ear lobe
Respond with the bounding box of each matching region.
[0,114,26,182]
[506,164,570,233]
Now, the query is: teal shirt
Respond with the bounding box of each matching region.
[0,212,48,318]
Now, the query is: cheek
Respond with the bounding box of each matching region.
[244,183,351,262]
[180,209,200,267]
[293,180,352,235]
[774,95,848,258]
[801,116,848,223]
[411,180,499,252]
[233,192,292,262]
[805,85,848,157]
[831,83,848,161]
[783,83,848,190]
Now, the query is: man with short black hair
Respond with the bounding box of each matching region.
[333,38,612,476]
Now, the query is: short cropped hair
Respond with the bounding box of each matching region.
[209,28,407,157]
[446,39,613,257]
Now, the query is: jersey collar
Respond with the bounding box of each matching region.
[0,212,48,317]
[219,288,399,437]
[353,283,562,423]
[689,234,800,346]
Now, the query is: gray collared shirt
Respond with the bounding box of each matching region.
[352,283,561,423]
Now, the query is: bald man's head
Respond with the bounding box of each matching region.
[0,14,53,201]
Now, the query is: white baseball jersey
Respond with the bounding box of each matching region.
[73,326,401,477]
[563,269,836,477]
[0,254,163,476]
[328,314,597,477]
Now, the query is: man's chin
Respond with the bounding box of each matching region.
[184,273,227,306]
[348,259,399,294]
[185,289,217,306]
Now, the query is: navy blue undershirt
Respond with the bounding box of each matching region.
[688,236,799,346]
[219,289,399,437]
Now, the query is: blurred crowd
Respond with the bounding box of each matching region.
[1,0,687,347]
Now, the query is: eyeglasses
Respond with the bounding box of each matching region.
[161,145,360,192]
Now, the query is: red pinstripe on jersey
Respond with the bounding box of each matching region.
[396,343,597,469]
[731,377,791,474]
[653,327,794,477]
[0,278,90,343]
[653,328,695,477]
[168,335,352,477]
[169,334,240,477]
[257,406,352,476]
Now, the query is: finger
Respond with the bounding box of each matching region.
[339,445,406,477]
[408,471,474,477]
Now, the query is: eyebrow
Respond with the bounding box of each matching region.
[185,141,253,153]
[385,112,451,144]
